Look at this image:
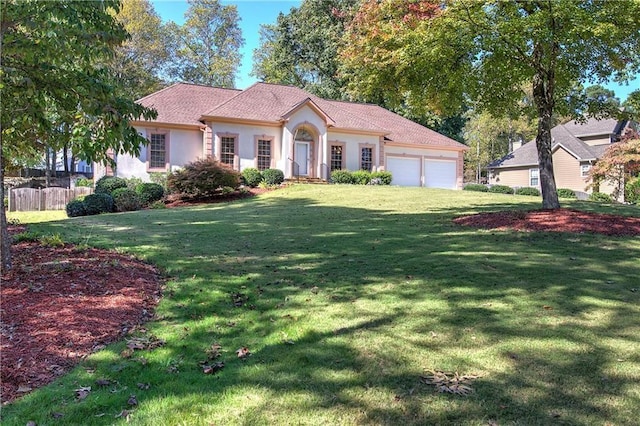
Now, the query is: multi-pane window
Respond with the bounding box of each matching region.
[257,139,271,171]
[361,147,373,171]
[149,134,166,169]
[581,164,591,177]
[529,168,539,186]
[330,145,343,171]
[220,136,236,166]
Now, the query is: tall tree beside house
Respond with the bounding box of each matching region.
[168,0,244,88]
[341,0,640,209]
[0,0,157,273]
[623,89,640,118]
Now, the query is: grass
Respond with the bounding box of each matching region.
[3,185,639,425]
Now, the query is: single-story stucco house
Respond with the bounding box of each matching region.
[488,117,636,199]
[94,82,468,188]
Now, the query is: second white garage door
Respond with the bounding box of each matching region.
[424,159,457,189]
[386,157,421,186]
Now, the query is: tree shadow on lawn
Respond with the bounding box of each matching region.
[7,196,640,424]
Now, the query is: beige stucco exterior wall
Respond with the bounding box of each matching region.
[209,122,282,171]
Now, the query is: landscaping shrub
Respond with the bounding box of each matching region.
[135,182,165,206]
[125,177,144,191]
[94,176,128,195]
[149,172,168,190]
[112,188,141,212]
[515,187,541,196]
[262,168,285,186]
[351,170,372,185]
[167,158,241,198]
[488,184,514,194]
[589,192,612,203]
[463,183,489,192]
[65,199,87,217]
[331,170,354,184]
[242,167,263,187]
[370,171,392,185]
[74,177,93,187]
[557,188,577,199]
[150,200,167,209]
[624,177,640,204]
[83,193,114,215]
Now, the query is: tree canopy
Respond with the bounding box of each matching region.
[341,0,640,208]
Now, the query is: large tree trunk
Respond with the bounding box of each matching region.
[0,126,12,274]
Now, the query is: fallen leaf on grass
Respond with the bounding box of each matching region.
[543,305,553,310]
[51,412,64,419]
[17,384,32,393]
[231,292,248,307]
[206,343,223,359]
[27,421,37,426]
[201,361,225,374]
[236,347,251,359]
[115,410,131,420]
[137,382,150,390]
[96,379,112,387]
[128,395,138,406]
[75,386,91,400]
[126,336,165,351]
[420,371,479,396]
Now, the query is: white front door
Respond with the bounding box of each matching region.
[295,142,309,176]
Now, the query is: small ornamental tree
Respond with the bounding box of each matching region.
[167,158,241,198]
[589,130,640,201]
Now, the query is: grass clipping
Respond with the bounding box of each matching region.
[421,370,479,396]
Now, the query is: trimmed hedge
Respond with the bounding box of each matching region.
[515,187,541,196]
[135,182,165,206]
[463,183,489,192]
[589,192,612,203]
[351,170,372,185]
[95,176,128,195]
[112,188,141,212]
[262,168,285,186]
[65,199,87,217]
[488,185,514,194]
[242,168,263,187]
[370,171,392,185]
[167,158,241,198]
[331,170,354,184]
[83,193,114,215]
[556,188,577,199]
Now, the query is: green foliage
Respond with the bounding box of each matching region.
[112,188,141,212]
[589,131,640,201]
[351,170,371,185]
[39,234,65,248]
[125,177,145,191]
[74,178,94,188]
[624,177,640,204]
[167,158,241,198]
[557,188,577,199]
[150,200,167,209]
[463,183,489,192]
[95,176,128,196]
[331,170,354,184]
[12,231,40,243]
[370,171,392,185]
[515,187,541,197]
[135,182,165,206]
[589,192,613,203]
[488,185,514,195]
[261,168,285,186]
[65,199,88,217]
[242,168,263,188]
[83,193,115,215]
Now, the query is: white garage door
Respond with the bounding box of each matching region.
[386,157,421,186]
[424,159,457,189]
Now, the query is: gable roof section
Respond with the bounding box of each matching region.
[561,117,621,137]
[136,83,240,127]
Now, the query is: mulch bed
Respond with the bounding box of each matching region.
[1,226,163,404]
[453,208,640,236]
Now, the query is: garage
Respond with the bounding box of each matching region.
[424,159,457,189]
[386,157,421,186]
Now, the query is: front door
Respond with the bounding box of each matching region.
[295,142,310,176]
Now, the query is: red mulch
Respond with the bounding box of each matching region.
[164,186,271,208]
[453,208,640,236]
[1,227,162,404]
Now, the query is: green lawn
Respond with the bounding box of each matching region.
[3,185,640,425]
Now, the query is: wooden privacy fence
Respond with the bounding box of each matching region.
[8,187,94,212]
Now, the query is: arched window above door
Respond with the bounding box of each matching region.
[294,127,314,142]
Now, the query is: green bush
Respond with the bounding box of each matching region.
[488,185,514,195]
[515,187,541,196]
[351,170,372,185]
[370,171,392,185]
[557,188,577,199]
[262,168,285,186]
[125,177,144,191]
[65,199,87,217]
[463,183,489,192]
[112,188,141,212]
[331,170,354,184]
[95,176,128,196]
[83,193,114,215]
[149,172,168,190]
[624,177,640,204]
[150,200,167,209]
[75,177,93,187]
[242,167,263,187]
[589,192,612,203]
[135,182,165,206]
[167,158,241,198]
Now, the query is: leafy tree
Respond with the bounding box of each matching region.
[1,0,157,272]
[169,0,244,87]
[623,89,640,119]
[589,129,640,201]
[341,0,640,209]
[252,0,354,99]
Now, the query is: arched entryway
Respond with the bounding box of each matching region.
[293,126,317,178]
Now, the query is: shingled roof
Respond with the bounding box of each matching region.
[136,83,240,127]
[489,117,627,169]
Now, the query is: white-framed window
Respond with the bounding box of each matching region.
[256,138,272,171]
[148,133,168,170]
[330,144,344,171]
[529,168,539,186]
[581,164,591,178]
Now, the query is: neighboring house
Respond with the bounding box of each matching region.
[95,82,468,188]
[488,117,635,198]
